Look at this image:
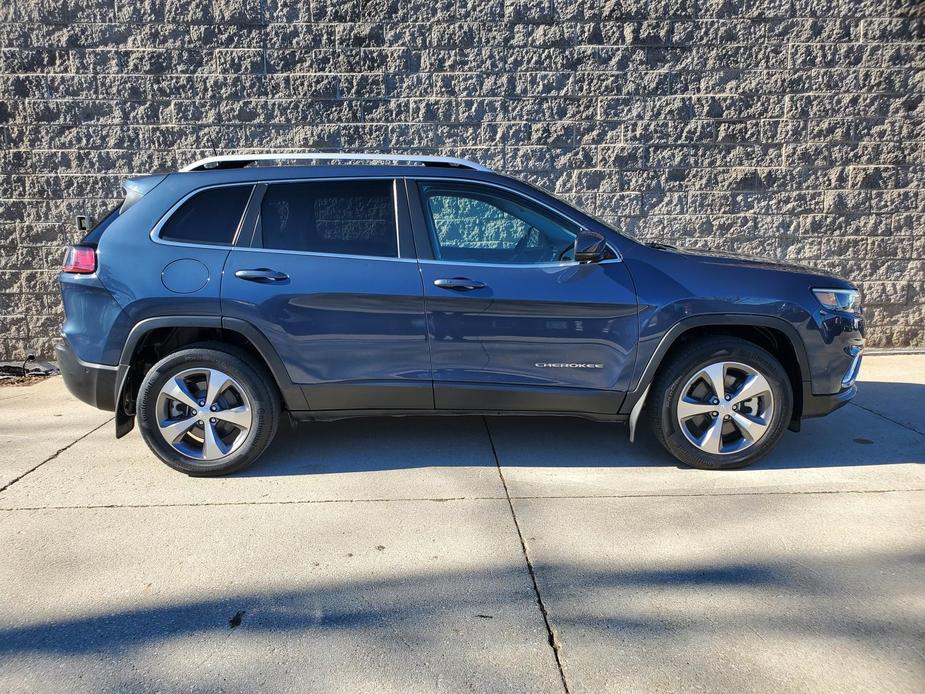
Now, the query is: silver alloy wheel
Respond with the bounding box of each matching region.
[675,360,775,456]
[155,368,252,462]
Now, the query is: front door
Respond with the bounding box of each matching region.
[222,178,431,410]
[409,179,638,414]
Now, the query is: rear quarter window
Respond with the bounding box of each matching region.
[159,185,253,246]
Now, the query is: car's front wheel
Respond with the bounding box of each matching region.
[649,337,793,470]
[137,346,280,476]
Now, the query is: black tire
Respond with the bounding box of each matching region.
[137,345,280,476]
[649,337,792,470]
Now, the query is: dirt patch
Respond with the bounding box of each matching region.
[0,375,52,388]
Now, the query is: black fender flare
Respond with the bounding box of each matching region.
[619,314,810,416]
[114,316,307,437]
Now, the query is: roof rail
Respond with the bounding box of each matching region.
[180,152,492,173]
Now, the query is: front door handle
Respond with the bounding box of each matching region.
[433,278,486,291]
[235,268,289,283]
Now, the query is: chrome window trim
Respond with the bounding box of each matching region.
[411,176,623,265]
[417,258,623,269]
[149,174,624,265]
[392,178,402,257]
[150,181,257,251]
[229,246,419,263]
[150,176,403,258]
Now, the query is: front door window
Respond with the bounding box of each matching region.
[418,182,578,264]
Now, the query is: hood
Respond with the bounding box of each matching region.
[644,241,833,276]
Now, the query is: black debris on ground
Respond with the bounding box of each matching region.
[0,361,59,386]
[228,611,245,629]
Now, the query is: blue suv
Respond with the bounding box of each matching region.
[57,154,865,475]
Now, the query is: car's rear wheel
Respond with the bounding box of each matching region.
[649,337,792,470]
[137,346,279,476]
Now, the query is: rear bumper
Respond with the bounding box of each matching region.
[802,383,857,418]
[55,338,117,411]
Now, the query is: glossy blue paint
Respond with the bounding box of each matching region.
[419,260,638,391]
[59,273,125,364]
[221,249,431,400]
[616,242,864,396]
[57,162,864,424]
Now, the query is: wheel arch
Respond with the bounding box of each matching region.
[114,316,306,437]
[621,315,810,424]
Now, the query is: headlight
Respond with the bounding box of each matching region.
[812,288,860,312]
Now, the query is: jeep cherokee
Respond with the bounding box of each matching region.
[56,153,865,475]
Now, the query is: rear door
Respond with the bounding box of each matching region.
[408,179,638,414]
[222,177,432,410]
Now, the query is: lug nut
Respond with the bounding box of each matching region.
[712,398,719,405]
[711,411,718,417]
[199,400,205,407]
[725,395,731,401]
[724,415,731,421]
[210,417,217,424]
[197,420,204,426]
[210,405,218,411]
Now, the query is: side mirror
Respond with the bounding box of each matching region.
[574,230,608,263]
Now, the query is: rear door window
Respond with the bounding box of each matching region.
[259,180,397,258]
[160,185,253,246]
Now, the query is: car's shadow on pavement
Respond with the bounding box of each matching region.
[2,550,921,691]
[240,381,925,477]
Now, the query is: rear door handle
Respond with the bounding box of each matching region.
[235,268,289,283]
[433,278,486,291]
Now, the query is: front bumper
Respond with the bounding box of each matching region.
[55,337,117,411]
[802,382,857,418]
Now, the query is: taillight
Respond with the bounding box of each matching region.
[62,245,97,274]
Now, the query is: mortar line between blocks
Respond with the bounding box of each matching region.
[482,416,571,694]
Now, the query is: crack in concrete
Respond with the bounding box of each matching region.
[1,488,922,513]
[508,487,925,500]
[0,418,114,495]
[0,496,487,511]
[848,400,925,437]
[483,416,571,694]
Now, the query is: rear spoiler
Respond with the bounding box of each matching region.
[121,174,167,212]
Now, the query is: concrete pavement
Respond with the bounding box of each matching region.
[0,355,923,692]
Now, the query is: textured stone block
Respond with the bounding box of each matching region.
[0,1,923,356]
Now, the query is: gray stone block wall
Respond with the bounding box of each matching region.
[1,0,923,359]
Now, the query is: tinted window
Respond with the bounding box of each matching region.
[260,180,397,257]
[160,186,252,246]
[418,183,577,264]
